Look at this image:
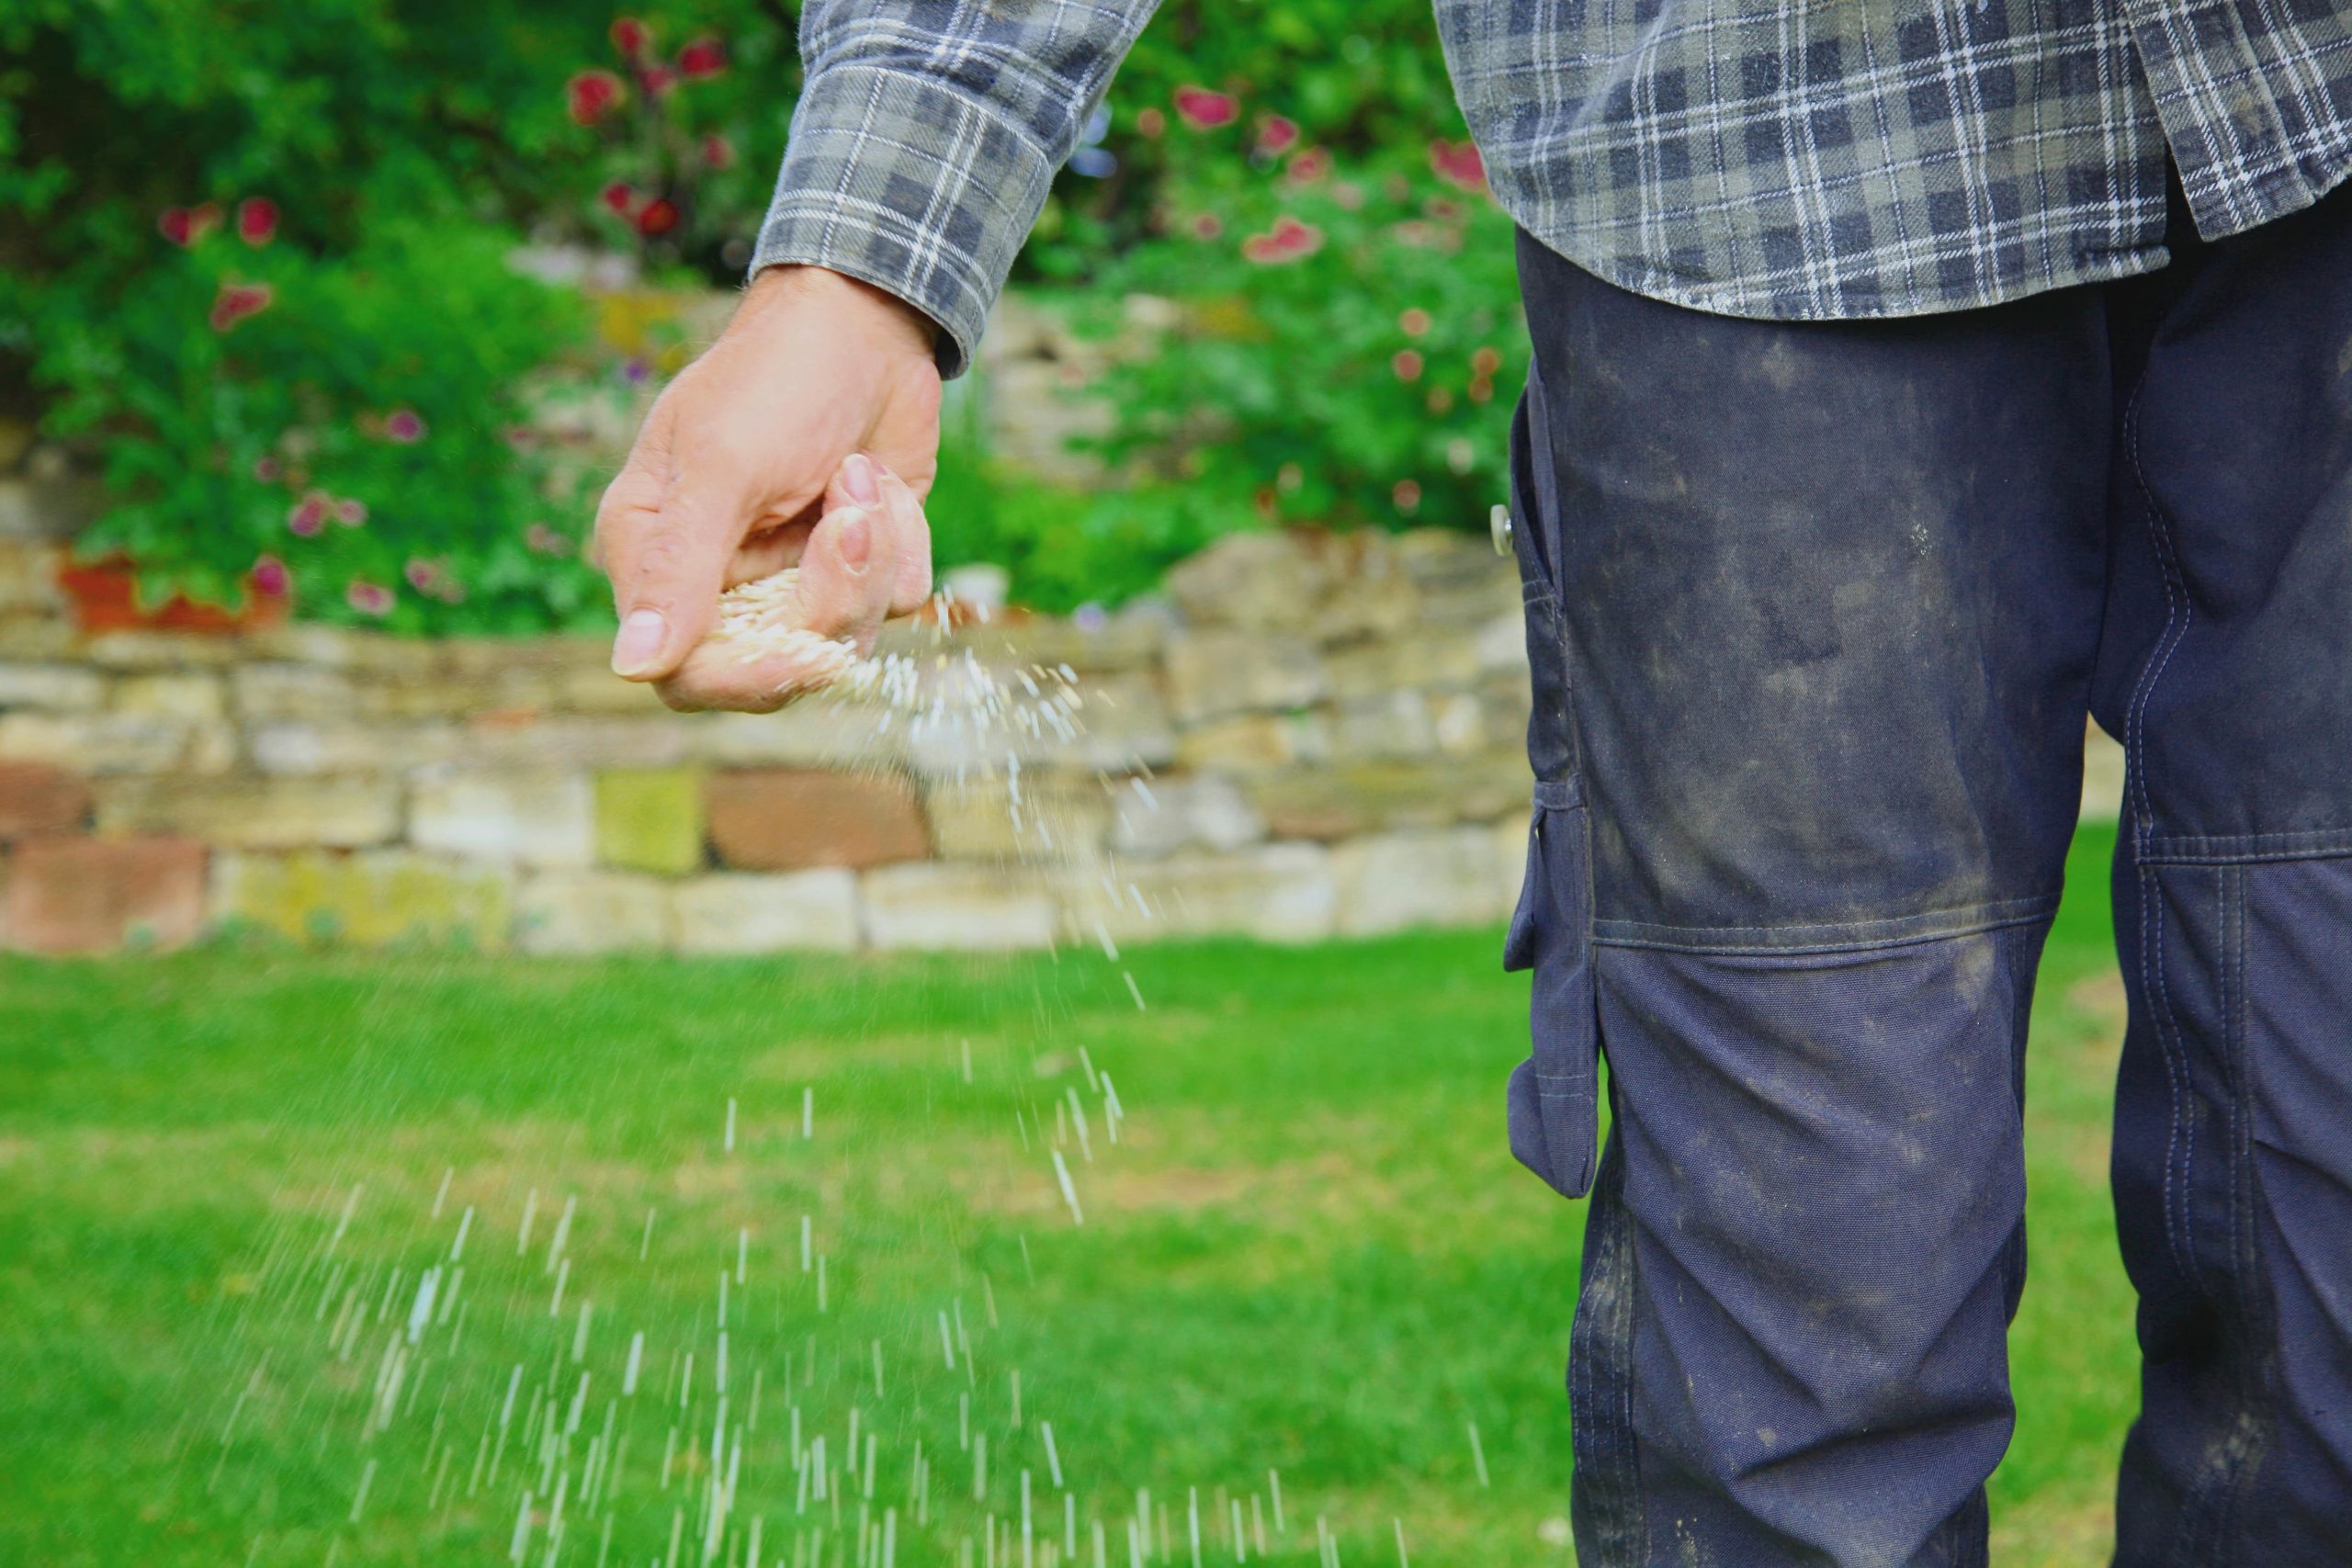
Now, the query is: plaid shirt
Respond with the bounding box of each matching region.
[752,1,2352,375]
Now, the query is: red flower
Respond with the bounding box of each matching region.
[345,580,394,617]
[158,202,222,247]
[1136,107,1167,139]
[638,63,677,98]
[1391,349,1424,382]
[236,197,278,246]
[1398,308,1431,337]
[1255,115,1299,157]
[1240,214,1323,265]
[209,281,274,333]
[1430,139,1487,193]
[700,133,735,171]
[404,558,440,592]
[383,409,426,444]
[601,180,639,216]
[1285,147,1332,185]
[677,36,727,79]
[567,69,625,125]
[287,492,329,537]
[635,197,681,237]
[1173,85,1239,130]
[1392,479,1423,513]
[609,17,650,60]
[251,555,290,598]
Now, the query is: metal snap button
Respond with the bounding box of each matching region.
[1490,502,1513,556]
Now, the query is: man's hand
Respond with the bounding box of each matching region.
[595,265,943,708]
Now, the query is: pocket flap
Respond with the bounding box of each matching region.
[1500,803,1600,1200]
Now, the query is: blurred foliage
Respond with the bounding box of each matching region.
[0,0,1506,628]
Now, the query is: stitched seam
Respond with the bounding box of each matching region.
[2143,865,2200,1298]
[1596,905,2058,958]
[1594,891,2060,944]
[2125,396,2194,851]
[2142,828,2352,863]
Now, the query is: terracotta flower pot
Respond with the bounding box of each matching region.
[58,555,290,636]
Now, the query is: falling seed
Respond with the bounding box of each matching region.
[545,1195,576,1275]
[1041,1422,1063,1489]
[1052,1150,1084,1226]
[801,1214,813,1273]
[725,1098,738,1153]
[737,1226,749,1285]
[1269,1472,1284,1536]
[515,1188,537,1256]
[1392,1519,1408,1567]
[640,1207,657,1260]
[940,1311,957,1371]
[1466,1421,1489,1488]
[624,1333,645,1396]
[548,1258,570,1318]
[429,1167,454,1219]
[348,1457,378,1525]
[1122,972,1146,1011]
[803,1088,815,1139]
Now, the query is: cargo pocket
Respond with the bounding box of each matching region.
[1503,780,1601,1200]
[1499,356,1600,1201]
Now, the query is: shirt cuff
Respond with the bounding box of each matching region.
[749,62,1060,378]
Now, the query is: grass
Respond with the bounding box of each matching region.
[0,823,2138,1566]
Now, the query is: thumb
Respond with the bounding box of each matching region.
[606,486,741,681]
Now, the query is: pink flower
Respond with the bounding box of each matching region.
[158,202,222,247]
[1136,107,1166,139]
[700,133,734,170]
[1285,148,1332,185]
[638,63,677,98]
[609,17,650,60]
[601,180,639,216]
[287,492,329,536]
[1173,85,1239,130]
[253,456,282,483]
[1471,345,1502,376]
[677,37,727,79]
[1391,349,1424,382]
[236,197,278,246]
[250,555,290,598]
[635,197,681,237]
[403,558,440,592]
[209,281,274,333]
[1430,139,1487,193]
[1256,115,1299,157]
[567,69,625,125]
[383,409,426,444]
[1190,213,1224,241]
[334,496,368,527]
[1240,214,1323,265]
[525,523,575,558]
[346,580,394,617]
[1392,479,1422,513]
[1398,308,1431,337]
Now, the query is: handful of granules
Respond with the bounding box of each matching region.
[707,568,863,686]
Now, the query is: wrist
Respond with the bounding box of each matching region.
[742,265,939,361]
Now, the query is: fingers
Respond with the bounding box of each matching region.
[874,465,934,615]
[792,501,896,653]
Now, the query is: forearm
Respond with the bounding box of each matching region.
[750,0,1163,376]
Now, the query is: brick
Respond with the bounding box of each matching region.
[1326,692,1438,763]
[514,871,673,954]
[1164,531,1329,630]
[924,777,1111,863]
[689,705,906,769]
[706,770,928,872]
[232,664,362,723]
[247,720,461,776]
[861,862,1057,950]
[211,851,511,950]
[0,661,107,710]
[4,835,207,953]
[1061,843,1335,944]
[1163,630,1325,723]
[0,761,91,839]
[595,767,705,874]
[96,775,401,850]
[1173,712,1329,774]
[1330,828,1515,936]
[674,871,861,953]
[112,671,226,723]
[1246,757,1531,840]
[409,771,594,866]
[899,671,1176,777]
[0,711,226,775]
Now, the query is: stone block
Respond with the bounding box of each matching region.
[1164,532,1329,630]
[458,716,687,770]
[1328,693,1439,763]
[1162,630,1324,723]
[211,850,511,950]
[0,712,227,776]
[409,771,594,866]
[1107,774,1264,859]
[0,544,63,617]
[924,775,1112,863]
[706,769,928,871]
[248,720,461,776]
[0,761,91,839]
[1173,711,1330,774]
[1330,827,1516,936]
[80,631,243,671]
[232,664,362,723]
[0,661,106,711]
[690,705,906,769]
[674,871,862,953]
[113,671,227,723]
[1063,842,1335,944]
[514,870,674,954]
[3,835,207,953]
[1493,813,1532,915]
[1322,632,1481,702]
[1474,611,1529,673]
[860,861,1057,950]
[1243,757,1531,841]
[899,670,1176,777]
[96,775,401,850]
[595,767,705,874]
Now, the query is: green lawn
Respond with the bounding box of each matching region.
[0,824,2137,1566]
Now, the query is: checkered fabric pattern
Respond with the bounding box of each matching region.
[752,0,2352,375]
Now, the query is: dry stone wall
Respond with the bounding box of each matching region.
[0,526,1545,955]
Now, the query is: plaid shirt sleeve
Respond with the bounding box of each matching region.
[751,0,1163,377]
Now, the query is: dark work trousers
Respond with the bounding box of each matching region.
[1502,171,2352,1566]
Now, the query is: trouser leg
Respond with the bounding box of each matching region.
[2095,176,2352,1565]
[1509,234,2111,1565]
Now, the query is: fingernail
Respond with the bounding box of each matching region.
[836,506,872,573]
[842,453,881,507]
[611,608,668,677]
